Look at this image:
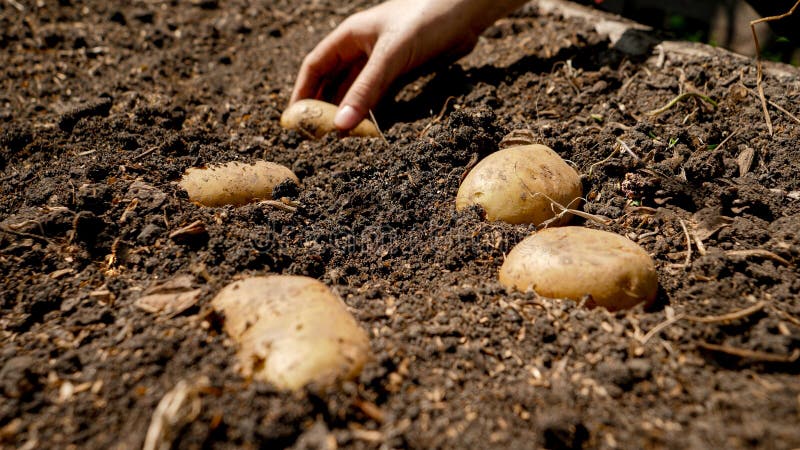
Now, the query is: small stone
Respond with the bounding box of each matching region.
[137,224,164,245]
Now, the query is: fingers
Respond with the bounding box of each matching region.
[290,19,372,105]
[334,41,400,130]
[333,58,367,105]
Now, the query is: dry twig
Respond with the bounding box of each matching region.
[133,146,158,161]
[698,342,800,363]
[258,199,297,213]
[749,0,800,136]
[725,249,792,267]
[513,163,612,227]
[743,85,800,126]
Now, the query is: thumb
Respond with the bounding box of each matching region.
[334,43,399,131]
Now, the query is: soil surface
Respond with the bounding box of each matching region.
[2,1,800,449]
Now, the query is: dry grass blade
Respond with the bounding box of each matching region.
[368,109,389,146]
[615,138,639,160]
[749,0,800,136]
[638,313,686,345]
[258,199,297,213]
[725,249,792,267]
[460,152,479,184]
[586,146,619,177]
[419,96,456,138]
[686,301,766,323]
[646,92,717,117]
[639,301,768,345]
[743,85,800,127]
[5,0,24,11]
[678,219,692,267]
[512,162,611,227]
[143,378,209,450]
[534,193,612,228]
[698,342,800,363]
[713,129,741,153]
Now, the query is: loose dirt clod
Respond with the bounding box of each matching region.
[499,227,658,310]
[456,144,582,225]
[179,160,299,207]
[211,276,371,391]
[281,99,380,139]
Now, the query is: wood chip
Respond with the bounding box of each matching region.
[689,207,733,241]
[135,275,202,317]
[737,147,756,177]
[169,221,207,243]
[49,268,75,279]
[353,399,385,423]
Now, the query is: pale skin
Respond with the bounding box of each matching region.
[289,0,529,131]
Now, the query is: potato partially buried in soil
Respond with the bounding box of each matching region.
[211,276,371,391]
[499,227,658,311]
[281,99,380,139]
[456,144,582,225]
[179,160,299,207]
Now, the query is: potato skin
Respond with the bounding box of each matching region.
[499,227,658,311]
[212,276,371,391]
[280,99,380,138]
[455,144,582,225]
[179,160,299,207]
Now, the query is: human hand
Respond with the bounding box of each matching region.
[289,0,526,131]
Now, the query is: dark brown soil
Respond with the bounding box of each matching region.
[2,1,800,449]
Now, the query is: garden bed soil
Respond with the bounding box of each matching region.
[1,0,799,448]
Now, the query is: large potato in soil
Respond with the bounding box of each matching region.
[280,99,380,138]
[179,160,299,207]
[456,144,582,225]
[211,276,371,391]
[499,227,658,310]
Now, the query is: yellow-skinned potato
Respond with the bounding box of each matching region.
[211,276,371,391]
[456,144,582,225]
[499,227,658,311]
[280,99,380,139]
[179,160,299,207]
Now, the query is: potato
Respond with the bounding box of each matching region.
[280,99,380,139]
[211,276,371,391]
[498,227,658,310]
[179,160,299,207]
[456,144,582,225]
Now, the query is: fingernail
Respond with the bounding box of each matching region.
[334,105,360,130]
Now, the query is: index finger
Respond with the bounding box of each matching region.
[290,22,374,104]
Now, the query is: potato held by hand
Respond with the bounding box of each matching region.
[456,144,582,225]
[212,276,371,391]
[179,160,299,207]
[499,227,658,311]
[281,99,380,139]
